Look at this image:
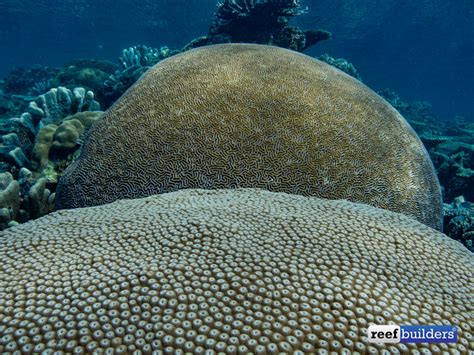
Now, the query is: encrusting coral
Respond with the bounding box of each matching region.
[57,44,442,230]
[0,189,472,353]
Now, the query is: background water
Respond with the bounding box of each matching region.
[0,0,472,121]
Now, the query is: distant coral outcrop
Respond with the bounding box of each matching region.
[184,0,331,52]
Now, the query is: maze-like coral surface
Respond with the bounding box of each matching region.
[56,43,442,229]
[1,189,472,353]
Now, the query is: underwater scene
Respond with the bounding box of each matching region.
[0,0,473,353]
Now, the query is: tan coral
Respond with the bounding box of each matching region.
[52,118,84,150]
[30,111,102,172]
[56,43,442,230]
[0,189,472,353]
[31,124,57,171]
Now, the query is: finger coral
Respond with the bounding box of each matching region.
[56,44,442,230]
[0,189,472,353]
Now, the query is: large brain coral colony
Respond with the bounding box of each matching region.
[56,43,443,230]
[0,189,472,353]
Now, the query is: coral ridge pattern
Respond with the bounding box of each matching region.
[56,44,442,230]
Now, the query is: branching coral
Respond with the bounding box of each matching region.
[103,45,179,103]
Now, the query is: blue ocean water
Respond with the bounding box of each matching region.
[0,0,472,120]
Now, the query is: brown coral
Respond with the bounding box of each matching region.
[0,189,472,353]
[56,44,442,229]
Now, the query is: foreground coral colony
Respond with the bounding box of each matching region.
[0,0,472,353]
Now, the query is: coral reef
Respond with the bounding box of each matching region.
[0,172,20,229]
[184,0,330,52]
[0,88,102,228]
[318,53,361,80]
[379,90,473,249]
[52,59,117,104]
[103,45,179,105]
[1,188,472,353]
[57,44,442,230]
[30,111,102,172]
[16,86,100,135]
[380,92,474,202]
[30,124,57,171]
[0,169,55,228]
[443,196,474,252]
[98,1,330,105]
[0,94,13,117]
[0,92,31,120]
[433,142,474,201]
[378,89,439,135]
[0,65,59,95]
[28,80,54,96]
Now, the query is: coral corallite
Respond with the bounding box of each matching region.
[0,189,472,353]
